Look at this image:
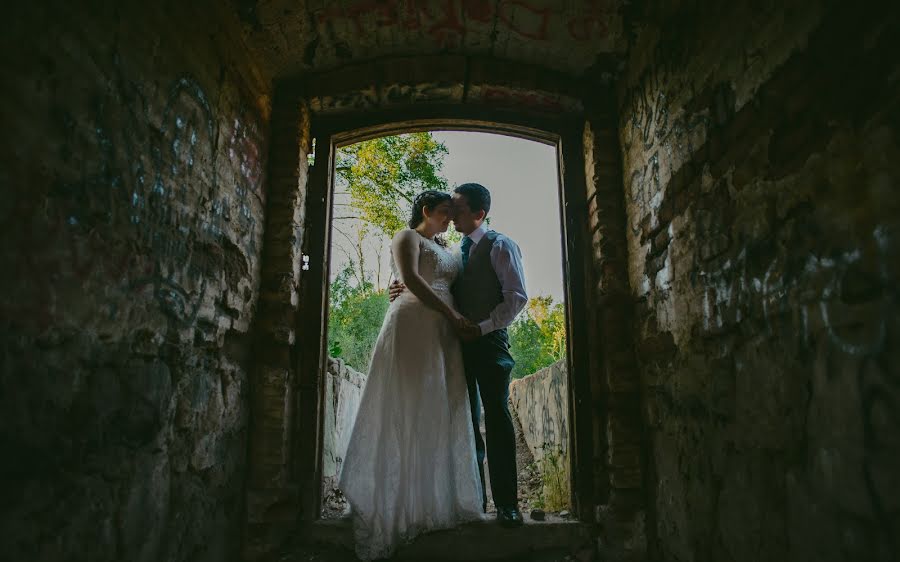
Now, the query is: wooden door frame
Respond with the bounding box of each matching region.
[296,105,595,522]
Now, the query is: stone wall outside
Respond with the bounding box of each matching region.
[509,360,569,463]
[322,357,367,493]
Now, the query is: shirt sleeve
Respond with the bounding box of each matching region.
[479,236,528,335]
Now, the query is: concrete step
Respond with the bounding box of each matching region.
[275,516,596,561]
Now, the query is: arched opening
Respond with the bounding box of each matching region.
[303,115,587,516]
[320,129,571,521]
[307,121,592,559]
[243,56,646,560]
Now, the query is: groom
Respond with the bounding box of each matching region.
[392,183,528,527]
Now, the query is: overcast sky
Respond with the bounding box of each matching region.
[431,131,564,302]
[330,131,565,302]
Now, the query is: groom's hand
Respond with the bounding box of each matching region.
[388,280,406,302]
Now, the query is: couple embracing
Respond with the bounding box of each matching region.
[339,183,528,560]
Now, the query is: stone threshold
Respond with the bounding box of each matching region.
[291,516,596,561]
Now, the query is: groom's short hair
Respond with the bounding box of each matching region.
[454,183,491,217]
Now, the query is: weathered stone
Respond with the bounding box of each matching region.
[5,3,897,562]
[509,360,569,462]
[321,357,367,506]
[2,3,264,559]
[619,2,900,561]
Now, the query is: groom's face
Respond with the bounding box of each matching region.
[451,193,483,235]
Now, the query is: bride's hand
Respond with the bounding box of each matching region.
[388,280,406,302]
[447,309,466,327]
[448,311,473,332]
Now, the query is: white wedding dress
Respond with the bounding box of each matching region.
[339,231,485,561]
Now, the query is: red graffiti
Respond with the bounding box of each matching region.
[497,0,552,41]
[314,0,612,45]
[316,0,401,35]
[566,0,612,41]
[461,0,493,22]
[422,0,467,48]
[480,86,564,112]
[228,116,264,195]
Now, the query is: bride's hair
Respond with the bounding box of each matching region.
[408,190,451,229]
[408,190,452,246]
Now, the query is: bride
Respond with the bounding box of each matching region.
[339,190,486,560]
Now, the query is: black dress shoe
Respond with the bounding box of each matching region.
[496,506,524,527]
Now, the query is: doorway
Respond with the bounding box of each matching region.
[319,130,571,520]
[295,114,596,525]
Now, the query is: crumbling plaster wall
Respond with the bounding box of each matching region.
[1,3,271,560]
[618,2,900,560]
[321,357,366,491]
[509,359,569,463]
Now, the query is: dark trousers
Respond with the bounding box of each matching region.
[461,328,517,510]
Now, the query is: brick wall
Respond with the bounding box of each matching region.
[584,102,647,561]
[0,3,271,560]
[618,2,900,560]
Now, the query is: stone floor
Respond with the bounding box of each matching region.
[269,516,597,561]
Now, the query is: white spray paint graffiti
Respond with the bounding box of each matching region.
[698,226,893,357]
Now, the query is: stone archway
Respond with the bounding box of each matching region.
[243,56,646,561]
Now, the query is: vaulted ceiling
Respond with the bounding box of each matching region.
[235,0,634,79]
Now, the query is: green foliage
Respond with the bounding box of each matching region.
[336,133,449,239]
[327,264,390,373]
[509,296,567,379]
[444,227,463,246]
[538,445,570,512]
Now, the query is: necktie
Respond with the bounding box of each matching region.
[460,236,473,269]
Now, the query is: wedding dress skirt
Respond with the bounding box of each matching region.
[339,234,485,561]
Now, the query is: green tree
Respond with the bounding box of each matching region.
[336,133,449,239]
[528,296,567,360]
[327,264,390,372]
[509,296,567,379]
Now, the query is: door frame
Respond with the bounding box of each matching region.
[295,105,596,522]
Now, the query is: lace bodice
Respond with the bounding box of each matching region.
[391,231,460,294]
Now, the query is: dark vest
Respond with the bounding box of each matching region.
[453,230,503,324]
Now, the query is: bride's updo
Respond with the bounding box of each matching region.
[408,190,452,229]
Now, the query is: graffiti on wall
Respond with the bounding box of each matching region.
[476,84,574,112]
[695,226,893,354]
[621,25,900,558]
[309,82,462,114]
[509,361,569,462]
[312,0,614,50]
[309,81,579,114]
[2,63,266,332]
[621,40,715,238]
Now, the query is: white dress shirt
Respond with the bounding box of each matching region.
[462,224,528,335]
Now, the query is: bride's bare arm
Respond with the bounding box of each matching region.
[392,230,462,322]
